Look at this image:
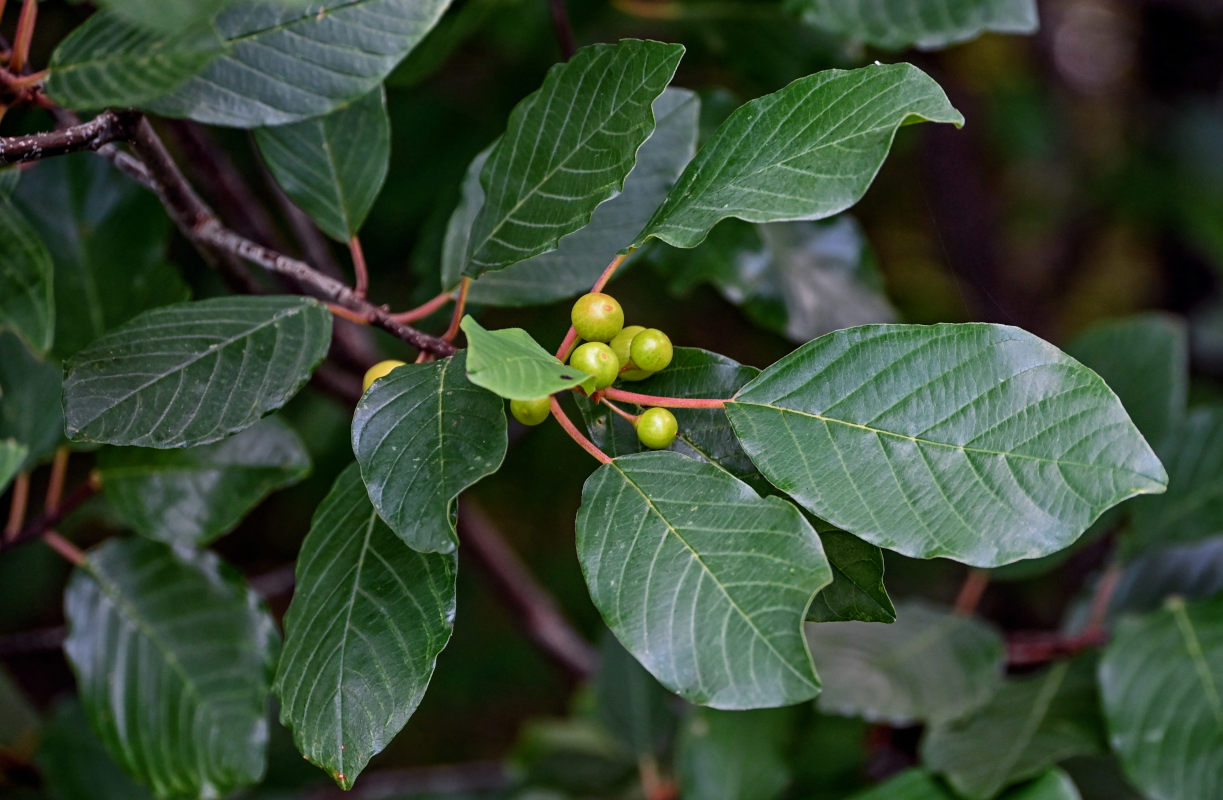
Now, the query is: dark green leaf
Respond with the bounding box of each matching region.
[651,217,894,343]
[511,720,635,795]
[15,154,188,360]
[0,166,20,196]
[1127,406,1223,556]
[276,464,456,789]
[351,351,506,552]
[922,658,1104,798]
[676,707,794,800]
[808,528,895,623]
[633,63,963,249]
[727,324,1168,567]
[148,0,454,127]
[0,666,38,752]
[444,87,699,305]
[93,0,229,34]
[0,439,28,494]
[1099,595,1223,800]
[461,316,595,399]
[1003,771,1083,800]
[593,634,676,758]
[0,333,64,470]
[788,0,1039,51]
[577,451,831,709]
[806,601,1004,725]
[851,769,1082,800]
[0,198,53,356]
[63,538,279,798]
[63,296,332,448]
[1107,536,1223,619]
[464,39,684,276]
[35,700,155,800]
[97,417,310,546]
[46,12,224,110]
[1066,313,1187,446]
[254,87,390,242]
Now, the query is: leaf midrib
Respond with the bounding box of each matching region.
[1170,600,1223,728]
[612,462,817,689]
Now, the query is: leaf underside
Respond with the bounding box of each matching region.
[788,0,1039,51]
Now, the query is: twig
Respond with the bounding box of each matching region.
[457,497,598,680]
[0,109,140,164]
[43,531,85,566]
[0,476,99,554]
[442,277,470,342]
[389,290,453,324]
[349,236,369,298]
[953,568,989,615]
[9,0,35,74]
[547,0,577,59]
[4,471,28,542]
[1083,561,1121,634]
[44,447,68,513]
[1006,628,1109,667]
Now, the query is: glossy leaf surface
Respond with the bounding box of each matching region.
[63,538,279,798]
[98,417,310,546]
[461,316,594,399]
[806,601,1004,725]
[276,464,456,789]
[728,324,1168,567]
[788,0,1039,51]
[63,296,331,448]
[808,528,895,623]
[464,39,684,276]
[351,352,506,552]
[634,63,963,249]
[1099,596,1223,800]
[443,88,699,305]
[148,0,454,127]
[577,451,830,709]
[254,87,390,242]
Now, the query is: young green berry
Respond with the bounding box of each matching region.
[569,341,620,390]
[609,325,653,381]
[571,292,624,342]
[362,359,406,393]
[510,397,552,426]
[635,407,678,450]
[629,328,673,373]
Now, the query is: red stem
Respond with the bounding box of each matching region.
[601,397,639,424]
[389,290,453,324]
[4,471,28,542]
[326,302,371,325]
[953,568,989,615]
[601,387,728,409]
[44,447,68,513]
[551,396,611,464]
[10,0,35,73]
[443,277,470,343]
[348,236,368,299]
[43,530,85,567]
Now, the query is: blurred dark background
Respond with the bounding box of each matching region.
[2,0,1222,797]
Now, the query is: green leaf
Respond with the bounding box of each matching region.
[464,39,685,277]
[1100,596,1223,800]
[1107,536,1223,620]
[351,351,506,553]
[0,166,20,196]
[63,296,332,448]
[633,63,963,250]
[808,528,895,623]
[1127,406,1223,556]
[676,707,794,800]
[727,323,1168,567]
[921,658,1104,798]
[787,0,1039,51]
[853,769,1083,800]
[651,217,894,343]
[97,417,311,546]
[0,198,54,356]
[276,464,456,789]
[576,451,831,709]
[254,87,390,242]
[15,154,189,360]
[460,316,595,399]
[1003,771,1083,800]
[46,12,224,110]
[1066,313,1187,446]
[0,333,64,470]
[806,601,1004,725]
[63,538,279,798]
[0,439,28,494]
[35,700,155,800]
[443,87,699,305]
[92,0,230,34]
[510,719,635,795]
[592,635,675,758]
[148,0,454,127]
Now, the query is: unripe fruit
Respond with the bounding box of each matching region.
[609,325,654,381]
[629,328,673,373]
[362,359,406,393]
[636,407,678,450]
[570,341,620,390]
[510,397,552,426]
[571,292,624,342]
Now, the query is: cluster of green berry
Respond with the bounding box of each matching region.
[511,292,679,450]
